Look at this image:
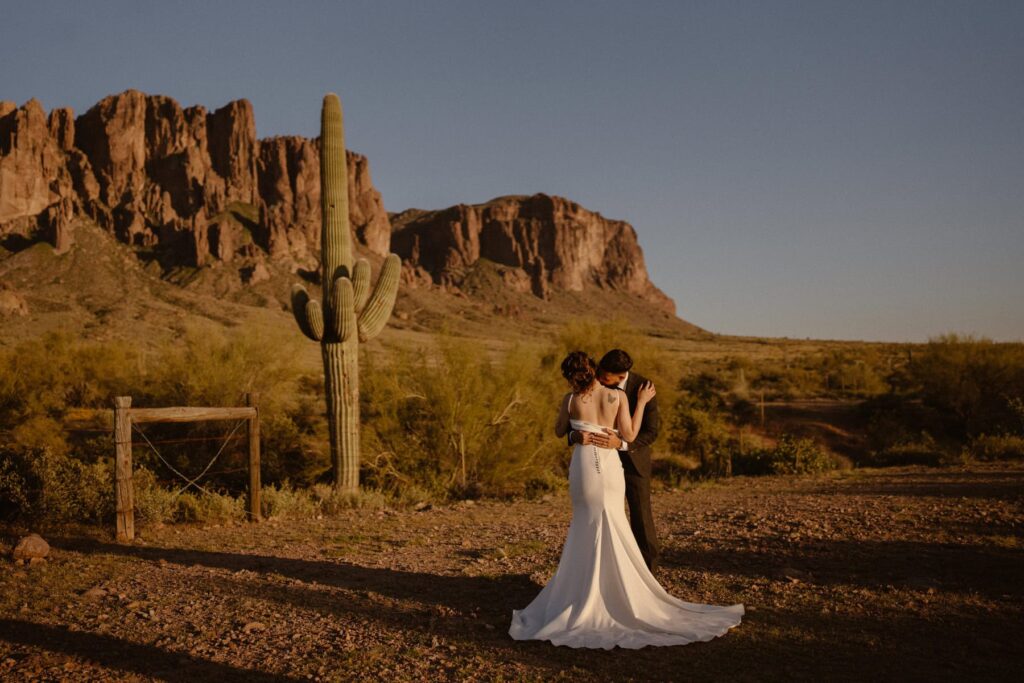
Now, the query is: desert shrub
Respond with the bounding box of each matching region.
[523,471,564,499]
[0,327,321,504]
[865,432,948,467]
[897,334,1024,440]
[667,395,735,476]
[133,466,179,525]
[311,483,389,513]
[734,434,835,476]
[0,444,113,522]
[261,482,319,519]
[652,454,698,488]
[361,335,566,500]
[175,489,245,524]
[967,434,1024,461]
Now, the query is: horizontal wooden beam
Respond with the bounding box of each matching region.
[128,406,257,424]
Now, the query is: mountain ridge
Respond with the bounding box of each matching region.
[0,90,686,331]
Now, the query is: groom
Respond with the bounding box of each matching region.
[567,349,661,573]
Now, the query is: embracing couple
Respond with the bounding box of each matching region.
[509,349,744,649]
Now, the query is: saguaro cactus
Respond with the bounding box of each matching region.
[291,93,401,492]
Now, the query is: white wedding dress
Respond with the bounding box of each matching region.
[509,414,744,649]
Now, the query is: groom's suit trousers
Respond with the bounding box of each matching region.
[618,371,661,572]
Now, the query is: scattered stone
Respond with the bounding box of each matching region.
[81,587,107,601]
[243,621,266,633]
[12,533,49,560]
[0,286,28,317]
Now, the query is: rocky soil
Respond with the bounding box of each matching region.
[1,462,1022,681]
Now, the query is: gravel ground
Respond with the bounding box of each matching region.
[1,462,1022,682]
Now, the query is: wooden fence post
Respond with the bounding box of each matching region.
[246,392,261,521]
[113,396,134,543]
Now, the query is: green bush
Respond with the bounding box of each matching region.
[261,482,319,519]
[652,454,699,488]
[311,483,389,513]
[866,432,949,467]
[898,334,1024,440]
[967,434,1024,461]
[0,327,322,505]
[175,489,245,524]
[733,434,835,475]
[0,444,113,522]
[668,397,734,476]
[133,466,179,525]
[360,335,567,500]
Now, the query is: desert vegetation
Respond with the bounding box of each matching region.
[0,324,1021,529]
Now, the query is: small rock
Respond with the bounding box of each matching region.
[13,534,49,560]
[414,501,432,512]
[28,556,46,566]
[243,621,266,633]
[81,587,107,601]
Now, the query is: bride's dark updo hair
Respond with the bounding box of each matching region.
[561,351,597,393]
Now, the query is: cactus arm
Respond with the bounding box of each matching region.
[305,299,325,341]
[357,253,401,342]
[352,258,371,313]
[330,276,357,342]
[291,285,321,342]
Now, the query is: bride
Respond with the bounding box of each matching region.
[509,351,744,649]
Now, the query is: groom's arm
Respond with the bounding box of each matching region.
[554,392,571,438]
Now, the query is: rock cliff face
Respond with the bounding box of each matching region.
[0,91,674,315]
[0,90,389,269]
[391,194,675,313]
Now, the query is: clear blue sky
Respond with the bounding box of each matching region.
[4,1,1022,342]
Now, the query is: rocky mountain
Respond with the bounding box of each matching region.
[391,194,675,313]
[0,90,677,318]
[0,91,389,275]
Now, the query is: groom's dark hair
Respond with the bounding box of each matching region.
[598,349,633,374]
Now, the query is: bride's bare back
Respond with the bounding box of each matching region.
[568,383,620,429]
[555,378,656,443]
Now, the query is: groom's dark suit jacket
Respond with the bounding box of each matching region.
[569,371,661,571]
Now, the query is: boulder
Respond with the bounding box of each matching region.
[12,533,49,560]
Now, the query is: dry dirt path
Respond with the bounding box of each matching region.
[2,463,1022,682]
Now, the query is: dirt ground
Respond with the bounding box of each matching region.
[1,462,1022,682]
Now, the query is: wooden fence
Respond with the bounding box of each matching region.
[113,393,261,543]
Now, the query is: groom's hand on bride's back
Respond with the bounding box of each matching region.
[569,430,596,446]
[590,429,622,450]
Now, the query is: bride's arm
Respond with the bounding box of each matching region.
[615,390,641,442]
[554,392,572,437]
[615,383,656,442]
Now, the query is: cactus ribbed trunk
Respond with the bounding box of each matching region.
[320,93,352,286]
[290,93,401,494]
[324,340,359,492]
